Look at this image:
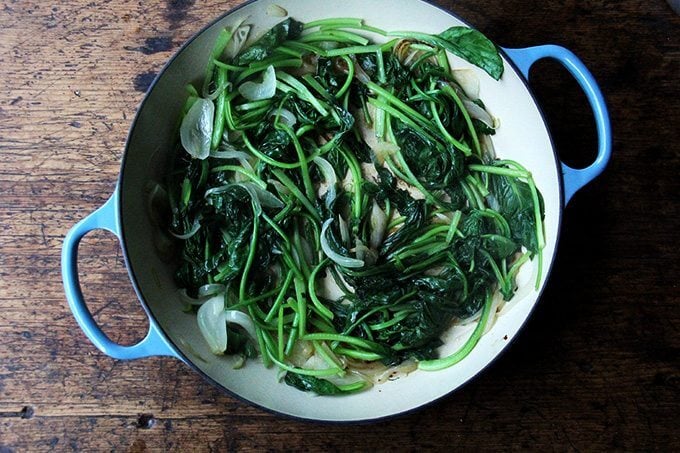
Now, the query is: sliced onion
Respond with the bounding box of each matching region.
[374,360,418,384]
[480,133,496,159]
[393,39,413,64]
[338,215,350,246]
[210,148,254,172]
[288,53,319,77]
[204,81,230,101]
[452,68,480,99]
[197,292,258,355]
[197,294,228,355]
[224,21,250,60]
[178,288,209,306]
[287,340,315,367]
[317,41,340,50]
[432,212,451,223]
[356,104,400,164]
[204,183,283,215]
[180,98,214,160]
[463,99,495,128]
[313,156,337,206]
[393,40,435,67]
[268,179,290,197]
[236,182,284,210]
[403,50,419,67]
[169,219,201,240]
[209,149,251,160]
[238,65,276,101]
[224,310,258,343]
[353,61,371,84]
[204,184,232,199]
[266,4,288,17]
[354,238,366,261]
[198,283,226,298]
[368,200,387,250]
[483,292,504,334]
[320,219,364,268]
[269,107,297,127]
[302,352,336,372]
[354,239,378,267]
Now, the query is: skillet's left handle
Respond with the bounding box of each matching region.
[502,45,612,204]
[62,189,180,360]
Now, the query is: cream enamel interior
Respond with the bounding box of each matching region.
[120,0,561,422]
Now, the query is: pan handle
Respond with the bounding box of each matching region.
[502,45,612,204]
[61,189,179,360]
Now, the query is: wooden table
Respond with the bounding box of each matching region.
[1,0,678,450]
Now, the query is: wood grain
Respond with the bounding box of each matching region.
[1,0,678,451]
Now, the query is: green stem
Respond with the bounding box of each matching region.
[324,43,385,57]
[365,81,438,136]
[277,305,285,361]
[277,72,329,116]
[238,212,260,302]
[268,353,343,377]
[302,333,382,352]
[264,270,294,323]
[369,310,410,331]
[280,40,328,57]
[368,97,438,144]
[272,169,321,223]
[336,55,354,99]
[469,164,529,179]
[308,259,335,320]
[294,277,308,338]
[441,84,481,156]
[299,30,369,46]
[429,98,471,156]
[234,58,302,85]
[446,210,463,243]
[333,347,383,361]
[211,67,228,149]
[339,146,363,222]
[278,123,315,201]
[304,18,364,29]
[418,291,493,371]
[312,340,344,369]
[241,132,321,169]
[210,165,267,189]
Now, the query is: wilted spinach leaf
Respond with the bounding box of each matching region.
[234,18,304,66]
[438,27,504,80]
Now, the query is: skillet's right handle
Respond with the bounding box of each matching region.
[503,45,612,204]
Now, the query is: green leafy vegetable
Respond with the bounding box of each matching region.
[438,27,504,80]
[235,18,304,66]
[165,17,544,396]
[283,372,366,395]
[388,26,504,80]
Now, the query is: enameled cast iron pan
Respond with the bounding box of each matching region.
[62,0,611,422]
